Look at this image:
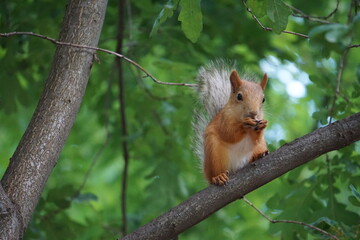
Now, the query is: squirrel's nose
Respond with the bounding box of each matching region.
[247,111,258,119]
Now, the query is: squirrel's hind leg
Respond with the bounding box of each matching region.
[250,138,269,162]
[204,135,229,186]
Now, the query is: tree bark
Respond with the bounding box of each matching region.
[122,112,360,240]
[0,0,108,238]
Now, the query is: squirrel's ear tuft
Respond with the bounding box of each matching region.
[260,73,268,90]
[230,70,242,93]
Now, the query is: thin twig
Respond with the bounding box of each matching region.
[325,155,336,221]
[0,31,197,87]
[288,0,339,22]
[72,133,111,199]
[328,0,355,124]
[349,44,360,48]
[72,62,115,197]
[117,0,130,235]
[288,5,331,24]
[242,0,309,39]
[46,59,114,221]
[152,111,170,135]
[321,0,340,19]
[125,0,133,42]
[327,51,347,124]
[133,69,169,101]
[242,197,340,240]
[43,132,111,219]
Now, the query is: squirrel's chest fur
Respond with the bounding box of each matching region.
[227,134,254,172]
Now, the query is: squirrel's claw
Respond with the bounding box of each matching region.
[251,150,269,162]
[243,117,258,127]
[211,171,229,186]
[254,120,268,131]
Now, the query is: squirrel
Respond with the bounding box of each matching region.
[193,60,269,186]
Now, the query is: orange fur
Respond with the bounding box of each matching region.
[203,70,268,185]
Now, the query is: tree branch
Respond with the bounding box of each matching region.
[0,184,23,240]
[242,0,309,39]
[242,197,339,240]
[116,0,130,236]
[329,49,349,123]
[288,5,332,24]
[0,0,108,236]
[0,32,197,88]
[122,112,360,240]
[349,44,360,48]
[287,0,340,23]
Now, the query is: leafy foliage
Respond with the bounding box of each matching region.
[247,0,291,33]
[150,0,179,37]
[151,0,203,42]
[266,0,291,33]
[178,0,203,43]
[0,0,359,239]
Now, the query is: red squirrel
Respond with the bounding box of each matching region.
[194,60,269,185]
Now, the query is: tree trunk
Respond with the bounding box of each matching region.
[122,112,360,240]
[0,0,108,238]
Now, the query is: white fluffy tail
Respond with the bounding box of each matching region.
[192,60,235,163]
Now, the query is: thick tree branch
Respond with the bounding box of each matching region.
[122,112,360,240]
[0,184,23,240]
[0,0,108,237]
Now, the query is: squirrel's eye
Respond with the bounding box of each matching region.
[262,97,265,103]
[237,93,243,101]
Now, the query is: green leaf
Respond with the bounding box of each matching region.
[348,196,360,207]
[312,110,328,125]
[74,193,98,203]
[311,217,338,228]
[247,0,266,18]
[47,185,75,209]
[308,24,350,56]
[178,0,203,43]
[150,0,180,37]
[350,185,360,200]
[0,47,7,59]
[352,12,360,24]
[266,0,291,34]
[324,25,349,43]
[308,25,334,38]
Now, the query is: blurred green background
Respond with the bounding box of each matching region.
[0,0,359,239]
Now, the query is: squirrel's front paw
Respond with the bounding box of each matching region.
[211,171,229,186]
[254,120,268,131]
[244,118,268,131]
[243,117,258,128]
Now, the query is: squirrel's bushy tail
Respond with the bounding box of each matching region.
[192,60,235,163]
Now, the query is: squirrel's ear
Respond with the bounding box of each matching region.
[260,73,268,90]
[230,70,242,93]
